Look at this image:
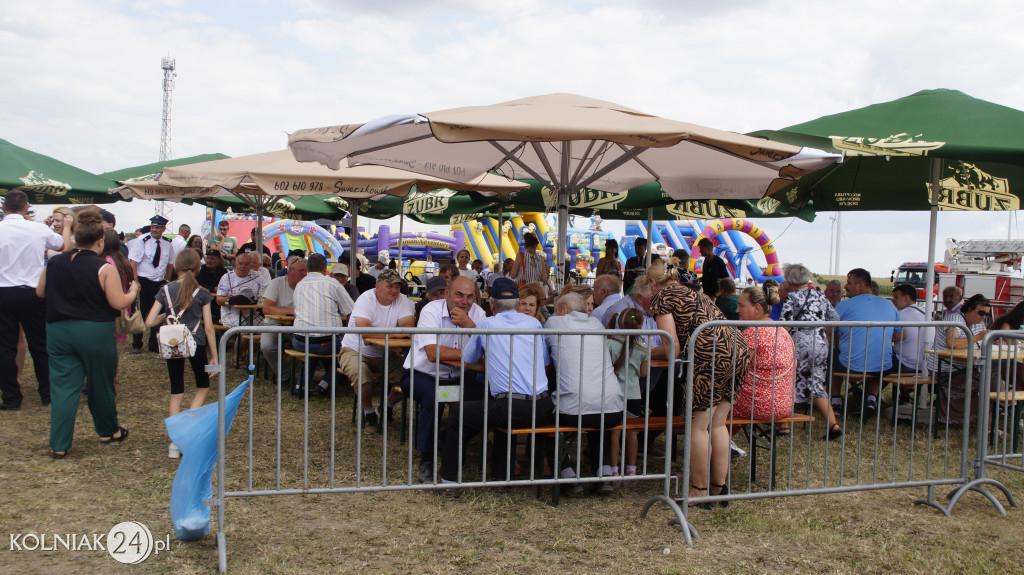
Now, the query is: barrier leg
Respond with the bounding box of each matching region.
[944,478,1017,516]
[642,495,696,544]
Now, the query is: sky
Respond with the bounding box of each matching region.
[4,0,1024,278]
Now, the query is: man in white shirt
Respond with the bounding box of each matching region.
[0,191,71,409]
[891,283,934,374]
[291,254,354,397]
[590,274,623,328]
[128,214,176,354]
[366,251,389,280]
[338,268,415,429]
[399,275,485,483]
[261,257,307,389]
[215,252,269,327]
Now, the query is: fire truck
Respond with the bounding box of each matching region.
[893,239,1024,316]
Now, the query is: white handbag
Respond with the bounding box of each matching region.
[158,286,201,360]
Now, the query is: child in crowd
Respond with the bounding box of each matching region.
[606,308,648,477]
[145,249,218,459]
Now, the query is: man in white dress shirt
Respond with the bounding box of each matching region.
[0,191,72,409]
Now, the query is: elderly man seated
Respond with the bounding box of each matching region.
[216,252,269,327]
[545,291,625,495]
[338,269,415,429]
[292,254,353,397]
[397,275,485,483]
[261,256,307,390]
[439,278,554,496]
[590,274,623,327]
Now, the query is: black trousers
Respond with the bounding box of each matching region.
[440,395,554,482]
[132,277,164,351]
[0,286,50,406]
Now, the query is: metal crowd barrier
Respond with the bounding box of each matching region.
[208,324,678,572]
[946,330,1021,513]
[663,319,1007,544]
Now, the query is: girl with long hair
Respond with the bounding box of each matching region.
[145,248,219,458]
[606,308,648,476]
[100,228,134,344]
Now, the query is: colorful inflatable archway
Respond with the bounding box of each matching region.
[262,220,344,262]
[692,218,782,279]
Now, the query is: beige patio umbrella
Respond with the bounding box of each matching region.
[288,93,839,286]
[114,150,525,277]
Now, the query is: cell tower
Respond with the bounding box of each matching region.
[160,57,175,161]
[158,57,176,218]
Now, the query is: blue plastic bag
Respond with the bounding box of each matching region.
[166,377,250,540]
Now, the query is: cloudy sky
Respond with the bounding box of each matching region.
[4,0,1023,277]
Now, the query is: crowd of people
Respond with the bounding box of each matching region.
[3,195,1019,502]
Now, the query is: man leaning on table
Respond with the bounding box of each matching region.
[261,256,307,389]
[399,275,486,483]
[439,278,554,497]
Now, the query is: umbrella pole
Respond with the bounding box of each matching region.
[924,158,941,321]
[349,199,362,281]
[645,208,654,268]
[398,209,405,278]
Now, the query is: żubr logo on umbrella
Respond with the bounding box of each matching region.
[938,162,1016,211]
[18,171,71,197]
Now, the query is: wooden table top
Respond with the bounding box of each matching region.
[362,336,413,349]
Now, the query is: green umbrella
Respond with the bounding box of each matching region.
[100,153,229,184]
[0,138,120,204]
[751,88,1024,317]
[751,89,1024,212]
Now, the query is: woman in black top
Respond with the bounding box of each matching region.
[36,211,139,458]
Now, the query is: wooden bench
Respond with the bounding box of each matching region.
[881,373,934,425]
[495,412,813,504]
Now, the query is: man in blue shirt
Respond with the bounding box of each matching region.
[590,274,622,328]
[439,278,554,496]
[832,268,902,417]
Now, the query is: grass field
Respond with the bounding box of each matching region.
[2,343,1023,574]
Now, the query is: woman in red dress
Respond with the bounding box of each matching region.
[734,285,795,431]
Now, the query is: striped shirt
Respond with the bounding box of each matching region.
[293,272,354,337]
[512,250,547,285]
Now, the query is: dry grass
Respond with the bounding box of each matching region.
[2,343,1023,574]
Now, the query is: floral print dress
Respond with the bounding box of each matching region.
[780,287,839,403]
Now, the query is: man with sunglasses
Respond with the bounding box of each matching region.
[830,268,902,418]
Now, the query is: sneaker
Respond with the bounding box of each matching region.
[310,383,330,399]
[564,483,585,497]
[363,411,379,429]
[418,459,435,484]
[863,398,878,418]
[729,439,746,459]
[130,346,142,355]
[168,443,181,459]
[625,468,637,477]
[597,481,615,495]
[378,404,393,426]
[442,487,461,499]
[291,381,305,398]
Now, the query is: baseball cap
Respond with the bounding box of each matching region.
[378,251,391,264]
[205,249,222,257]
[425,276,448,295]
[377,269,402,284]
[490,277,519,300]
[331,263,349,276]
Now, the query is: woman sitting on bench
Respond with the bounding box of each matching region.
[734,285,795,433]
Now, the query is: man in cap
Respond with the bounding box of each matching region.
[337,269,415,427]
[414,276,448,323]
[330,263,359,301]
[127,214,176,354]
[438,278,554,495]
[0,191,72,409]
[399,275,485,483]
[366,251,390,280]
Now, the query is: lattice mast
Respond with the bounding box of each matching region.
[158,57,176,218]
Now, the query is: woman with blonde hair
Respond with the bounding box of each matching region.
[145,248,219,458]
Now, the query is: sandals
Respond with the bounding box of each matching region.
[709,483,730,508]
[99,426,129,444]
[688,484,712,509]
[823,423,843,441]
[50,451,66,459]
[775,427,791,437]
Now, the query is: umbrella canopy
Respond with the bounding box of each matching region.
[0,138,120,204]
[752,89,1024,212]
[117,150,525,277]
[751,88,1024,318]
[100,153,229,184]
[289,93,838,286]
